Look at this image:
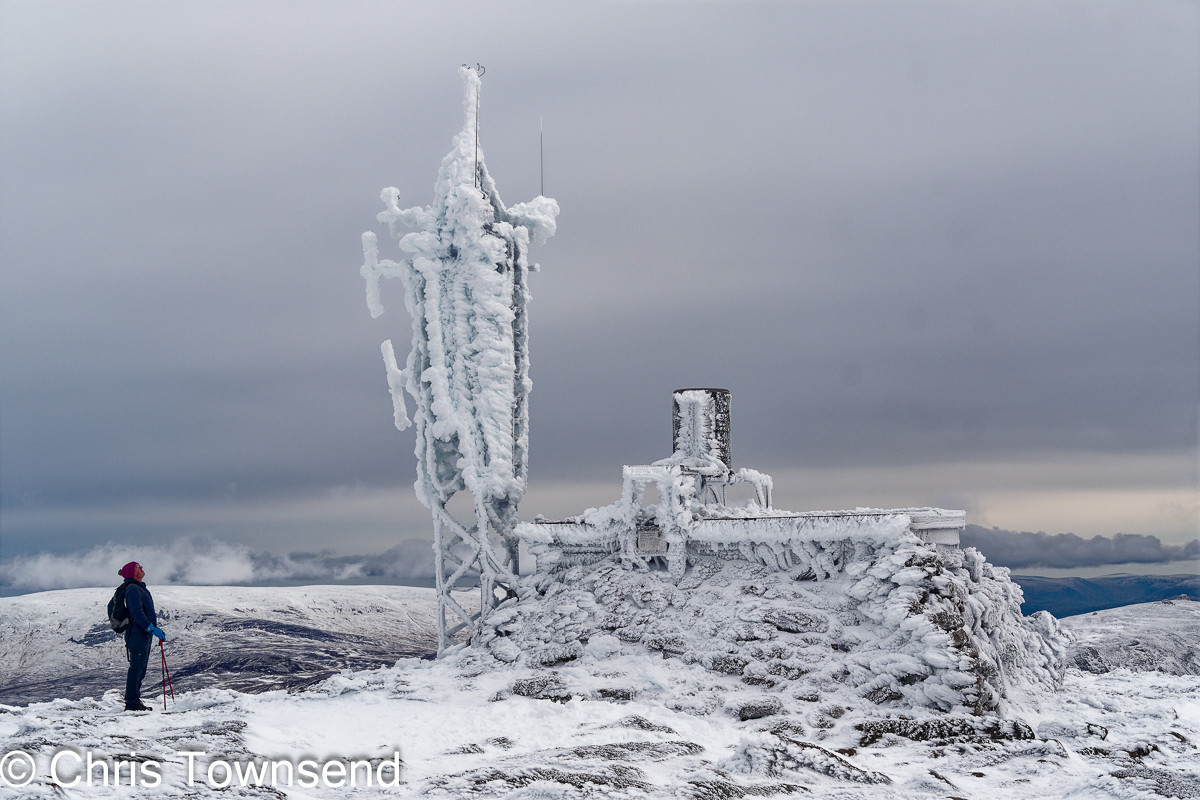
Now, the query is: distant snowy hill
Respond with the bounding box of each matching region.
[1060,597,1200,676]
[0,585,454,706]
[1013,573,1199,617]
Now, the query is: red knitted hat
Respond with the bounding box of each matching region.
[118,561,140,579]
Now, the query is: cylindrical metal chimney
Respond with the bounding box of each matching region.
[672,388,731,469]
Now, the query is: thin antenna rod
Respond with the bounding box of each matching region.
[539,116,544,197]
[475,89,480,189]
[465,63,485,189]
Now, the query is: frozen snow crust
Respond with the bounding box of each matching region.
[479,536,1067,717]
[4,592,1198,798]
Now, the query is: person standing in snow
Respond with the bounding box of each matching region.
[117,561,166,711]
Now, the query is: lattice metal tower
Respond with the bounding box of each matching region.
[360,66,558,652]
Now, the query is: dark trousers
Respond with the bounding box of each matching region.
[125,633,152,708]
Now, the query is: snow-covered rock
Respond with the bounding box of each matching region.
[480,535,1067,716]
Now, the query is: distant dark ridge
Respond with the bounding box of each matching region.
[1012,574,1200,618]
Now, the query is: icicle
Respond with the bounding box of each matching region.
[381,339,410,431]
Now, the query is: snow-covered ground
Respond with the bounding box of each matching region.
[2,588,1197,798]
[1064,595,1200,676]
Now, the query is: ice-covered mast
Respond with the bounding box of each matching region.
[360,66,559,653]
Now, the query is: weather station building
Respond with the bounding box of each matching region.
[517,388,966,583]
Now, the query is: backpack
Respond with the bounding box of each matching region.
[107,585,131,632]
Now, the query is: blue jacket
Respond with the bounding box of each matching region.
[123,579,157,640]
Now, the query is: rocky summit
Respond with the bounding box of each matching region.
[479,532,1068,718]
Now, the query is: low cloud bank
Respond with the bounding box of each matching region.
[6,528,1195,591]
[963,525,1199,569]
[0,537,436,593]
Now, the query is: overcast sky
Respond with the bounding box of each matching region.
[1,1,1197,573]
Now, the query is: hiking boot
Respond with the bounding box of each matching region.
[125,702,153,712]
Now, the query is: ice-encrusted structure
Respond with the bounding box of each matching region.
[357,76,1064,711]
[361,66,558,652]
[487,390,1068,714]
[518,390,964,583]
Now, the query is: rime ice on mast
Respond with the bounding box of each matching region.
[361,66,559,653]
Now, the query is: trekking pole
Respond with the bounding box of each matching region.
[160,640,175,710]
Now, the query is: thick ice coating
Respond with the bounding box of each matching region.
[361,66,559,651]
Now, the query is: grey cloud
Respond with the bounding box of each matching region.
[0,2,1195,556]
[962,525,1200,570]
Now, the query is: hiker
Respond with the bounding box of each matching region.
[117,561,166,712]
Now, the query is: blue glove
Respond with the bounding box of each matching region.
[147,626,166,642]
